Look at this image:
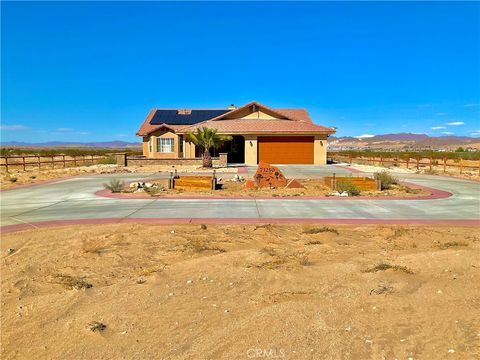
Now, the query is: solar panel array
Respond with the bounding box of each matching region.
[150,110,230,125]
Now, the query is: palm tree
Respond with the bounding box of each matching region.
[186,127,232,167]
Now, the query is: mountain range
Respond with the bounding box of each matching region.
[329,133,480,151]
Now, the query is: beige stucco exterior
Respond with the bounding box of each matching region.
[143,132,329,165]
[244,135,258,166]
[314,134,328,165]
[142,130,181,158]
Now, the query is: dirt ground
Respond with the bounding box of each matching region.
[2,224,479,359]
[0,164,236,190]
[345,162,480,181]
[122,179,430,198]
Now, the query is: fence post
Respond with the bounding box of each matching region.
[460,158,463,174]
[52,156,55,169]
[429,157,433,171]
[416,158,419,170]
[406,158,409,169]
[5,157,8,173]
[73,156,77,167]
[349,154,352,165]
[38,156,41,169]
[63,155,66,168]
[380,157,383,167]
[22,156,26,171]
[91,155,94,163]
[443,158,447,174]
[332,172,336,190]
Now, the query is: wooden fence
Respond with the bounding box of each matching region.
[0,154,109,172]
[330,153,480,175]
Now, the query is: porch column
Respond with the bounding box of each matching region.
[244,135,258,166]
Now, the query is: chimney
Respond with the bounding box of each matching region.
[228,104,237,110]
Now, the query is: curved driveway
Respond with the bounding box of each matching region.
[1,166,479,232]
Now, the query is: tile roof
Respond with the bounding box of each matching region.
[136,101,334,136]
[177,119,334,134]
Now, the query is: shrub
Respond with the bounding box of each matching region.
[9,177,18,183]
[97,156,116,165]
[104,179,124,193]
[374,171,398,190]
[336,180,360,196]
[303,226,339,235]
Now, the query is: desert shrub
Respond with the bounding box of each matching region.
[104,179,124,193]
[424,168,438,175]
[375,171,398,190]
[436,241,468,249]
[97,156,116,165]
[336,180,360,196]
[54,274,93,290]
[87,321,106,332]
[363,263,413,274]
[9,177,17,183]
[303,226,339,235]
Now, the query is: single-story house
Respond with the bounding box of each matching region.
[136,101,336,165]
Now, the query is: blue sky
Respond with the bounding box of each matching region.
[1,1,479,143]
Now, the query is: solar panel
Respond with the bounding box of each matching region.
[150,110,230,125]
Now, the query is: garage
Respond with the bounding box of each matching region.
[258,136,314,164]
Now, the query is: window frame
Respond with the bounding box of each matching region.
[156,137,175,153]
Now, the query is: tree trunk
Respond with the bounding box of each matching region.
[203,148,212,167]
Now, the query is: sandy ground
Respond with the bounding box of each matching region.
[2,224,479,359]
[121,179,430,198]
[0,164,236,190]
[343,162,480,180]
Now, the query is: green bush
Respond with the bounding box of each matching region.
[336,180,360,196]
[97,156,117,165]
[374,171,398,190]
[103,179,124,193]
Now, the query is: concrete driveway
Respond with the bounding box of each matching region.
[1,165,479,232]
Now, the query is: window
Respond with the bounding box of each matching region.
[157,138,174,153]
[148,138,153,153]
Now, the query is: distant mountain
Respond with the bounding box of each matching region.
[1,141,141,148]
[329,133,480,151]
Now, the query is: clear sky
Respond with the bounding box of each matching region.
[1,1,479,143]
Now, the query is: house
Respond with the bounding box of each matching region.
[136,101,336,165]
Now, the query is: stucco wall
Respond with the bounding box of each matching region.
[117,153,228,168]
[244,135,258,166]
[142,130,180,159]
[314,134,328,165]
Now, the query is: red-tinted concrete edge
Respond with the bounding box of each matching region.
[2,217,479,234]
[95,181,451,201]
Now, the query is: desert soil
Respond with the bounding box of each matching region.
[0,164,236,190]
[2,224,479,359]
[344,162,480,181]
[121,179,430,198]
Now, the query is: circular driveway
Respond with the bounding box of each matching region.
[1,166,479,233]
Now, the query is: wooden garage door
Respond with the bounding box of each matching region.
[258,136,314,164]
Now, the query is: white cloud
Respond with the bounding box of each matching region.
[446,121,464,126]
[355,134,375,139]
[0,124,30,131]
[463,103,478,107]
[431,126,446,130]
[76,131,89,135]
[56,127,74,132]
[435,113,446,116]
[442,132,454,135]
